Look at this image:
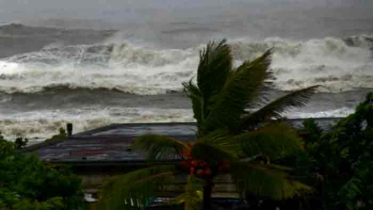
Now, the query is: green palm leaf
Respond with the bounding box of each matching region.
[184,176,204,210]
[235,123,304,160]
[240,86,318,130]
[190,142,237,165]
[201,50,272,135]
[162,194,187,207]
[183,80,204,127]
[95,165,177,210]
[153,176,204,210]
[197,128,242,158]
[230,162,312,200]
[197,39,232,114]
[132,134,189,160]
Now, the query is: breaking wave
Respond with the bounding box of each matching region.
[0,107,195,143]
[0,43,198,94]
[0,106,355,144]
[0,35,372,94]
[230,35,373,92]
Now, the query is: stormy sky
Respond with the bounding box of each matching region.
[0,0,372,44]
[1,0,372,25]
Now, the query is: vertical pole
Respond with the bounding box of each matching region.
[67,123,73,137]
[203,179,214,210]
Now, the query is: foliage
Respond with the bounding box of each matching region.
[44,128,68,144]
[0,134,86,210]
[14,137,28,149]
[132,134,188,160]
[96,165,177,210]
[96,40,316,210]
[290,93,373,210]
[50,128,67,140]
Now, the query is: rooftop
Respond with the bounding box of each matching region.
[22,118,341,165]
[22,122,196,164]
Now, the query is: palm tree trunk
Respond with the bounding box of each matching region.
[203,178,214,209]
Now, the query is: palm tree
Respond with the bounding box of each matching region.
[95,40,317,210]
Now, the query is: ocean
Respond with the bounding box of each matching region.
[0,0,372,143]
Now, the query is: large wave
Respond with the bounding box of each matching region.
[231,35,373,92]
[0,106,354,142]
[0,35,372,94]
[0,42,198,94]
[0,107,195,142]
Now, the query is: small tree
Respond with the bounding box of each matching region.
[96,40,317,210]
[0,134,86,210]
[294,93,373,210]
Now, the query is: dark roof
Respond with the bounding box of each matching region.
[23,118,342,164]
[23,122,196,164]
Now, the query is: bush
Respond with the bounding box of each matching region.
[0,134,86,210]
[289,93,373,210]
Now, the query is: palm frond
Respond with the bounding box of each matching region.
[132,134,188,160]
[234,123,304,160]
[155,176,204,210]
[197,39,232,111]
[95,165,177,210]
[240,86,319,130]
[183,80,204,126]
[201,50,272,135]
[230,162,312,200]
[184,175,204,210]
[191,142,237,165]
[197,128,242,158]
[162,194,187,206]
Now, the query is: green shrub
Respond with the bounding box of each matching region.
[0,134,86,210]
[288,93,373,210]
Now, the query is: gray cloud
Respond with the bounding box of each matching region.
[2,0,359,24]
[0,0,372,42]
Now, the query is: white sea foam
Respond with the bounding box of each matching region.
[0,43,198,94]
[0,61,22,74]
[0,106,355,144]
[0,35,372,94]
[285,107,354,119]
[0,107,195,143]
[230,36,373,92]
